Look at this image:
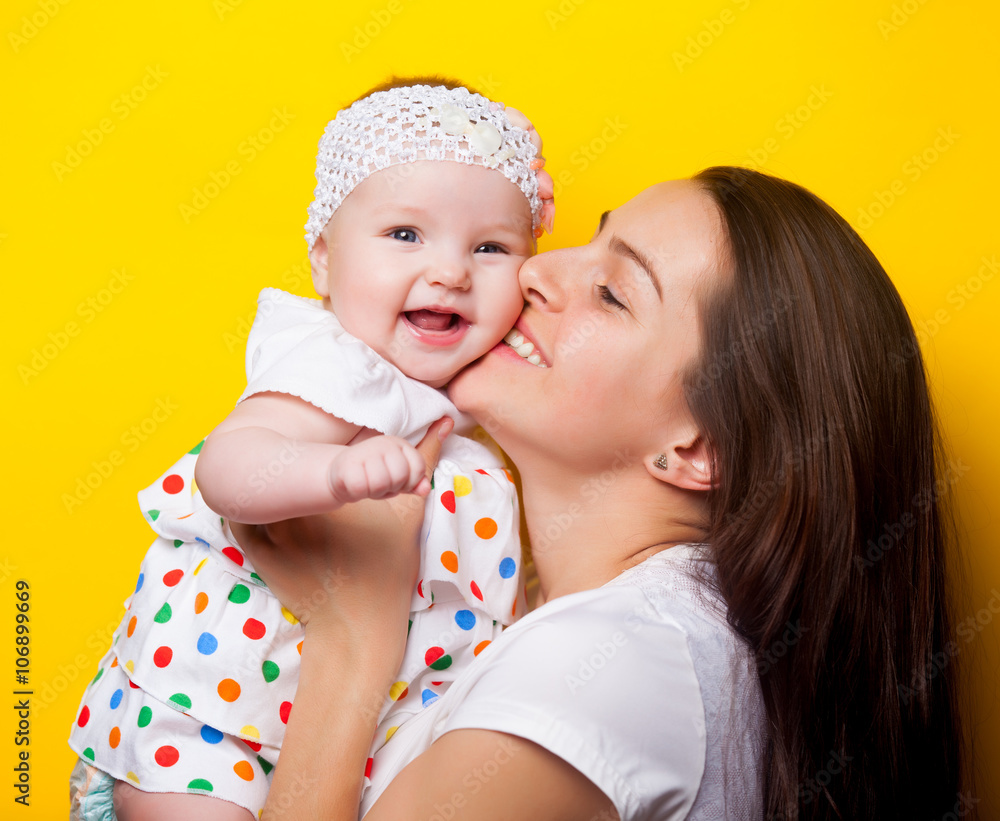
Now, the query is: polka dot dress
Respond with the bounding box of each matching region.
[68,290,525,815]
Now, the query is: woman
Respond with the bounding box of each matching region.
[239,167,964,820]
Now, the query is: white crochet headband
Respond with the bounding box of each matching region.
[304,84,543,250]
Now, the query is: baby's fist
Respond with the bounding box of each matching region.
[327,436,429,505]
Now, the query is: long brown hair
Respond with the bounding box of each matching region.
[687,167,965,819]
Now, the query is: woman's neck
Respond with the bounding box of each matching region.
[517,458,708,607]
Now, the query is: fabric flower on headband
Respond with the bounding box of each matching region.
[431,104,504,157]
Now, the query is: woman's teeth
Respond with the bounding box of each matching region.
[503,329,547,367]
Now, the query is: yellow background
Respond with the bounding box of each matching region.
[3,0,998,816]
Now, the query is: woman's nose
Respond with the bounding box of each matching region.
[519,248,571,311]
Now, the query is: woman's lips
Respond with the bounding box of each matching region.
[401,310,470,347]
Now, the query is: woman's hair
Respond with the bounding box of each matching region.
[686,166,966,819]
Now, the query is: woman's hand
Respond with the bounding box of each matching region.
[235,417,453,821]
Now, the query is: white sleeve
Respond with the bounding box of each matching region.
[436,585,707,821]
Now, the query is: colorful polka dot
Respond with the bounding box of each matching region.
[128,677,139,689]
[389,681,409,701]
[365,758,373,779]
[243,618,266,640]
[82,747,95,761]
[296,640,303,655]
[262,660,280,683]
[162,474,184,494]
[440,551,459,573]
[146,510,160,521]
[222,546,244,566]
[138,706,152,727]
[474,640,491,656]
[234,761,255,782]
[187,778,213,792]
[470,581,483,601]
[475,517,498,539]
[77,706,90,728]
[218,679,241,702]
[455,610,476,630]
[110,689,123,710]
[127,616,137,637]
[228,584,250,604]
[163,569,184,587]
[126,771,139,785]
[440,490,456,514]
[189,440,204,455]
[154,603,172,624]
[134,574,144,594]
[424,646,452,670]
[197,632,218,655]
[385,726,398,742]
[243,739,262,752]
[421,689,439,707]
[503,468,514,483]
[91,668,104,686]
[169,693,192,710]
[153,646,173,668]
[279,701,292,724]
[109,727,121,749]
[194,592,209,614]
[241,725,260,740]
[281,606,299,625]
[499,557,516,579]
[173,539,183,548]
[257,756,274,776]
[125,660,135,674]
[194,558,207,576]
[454,476,473,497]
[200,725,223,744]
[155,745,179,767]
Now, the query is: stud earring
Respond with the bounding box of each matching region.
[653,454,669,471]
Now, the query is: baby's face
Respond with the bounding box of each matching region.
[311,161,533,387]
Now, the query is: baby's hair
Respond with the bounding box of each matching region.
[349,75,479,106]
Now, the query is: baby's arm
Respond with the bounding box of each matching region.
[195,392,431,524]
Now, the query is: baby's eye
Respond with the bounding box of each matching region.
[390,228,419,243]
[475,243,507,254]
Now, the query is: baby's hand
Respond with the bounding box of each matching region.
[327,435,430,505]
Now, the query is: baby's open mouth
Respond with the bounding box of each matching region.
[404,309,461,333]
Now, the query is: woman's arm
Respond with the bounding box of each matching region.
[196,391,430,523]
[237,419,452,821]
[366,729,619,821]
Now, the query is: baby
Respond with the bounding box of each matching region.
[68,78,555,819]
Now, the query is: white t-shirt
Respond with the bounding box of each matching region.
[361,544,766,820]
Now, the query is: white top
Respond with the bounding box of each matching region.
[361,545,766,820]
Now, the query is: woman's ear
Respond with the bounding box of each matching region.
[646,431,716,492]
[309,233,331,298]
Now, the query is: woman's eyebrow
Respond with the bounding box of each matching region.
[609,235,662,300]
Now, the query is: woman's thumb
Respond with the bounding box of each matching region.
[416,417,453,480]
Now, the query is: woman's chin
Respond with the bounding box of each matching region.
[447,350,500,416]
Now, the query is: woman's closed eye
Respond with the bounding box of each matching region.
[597,284,627,311]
